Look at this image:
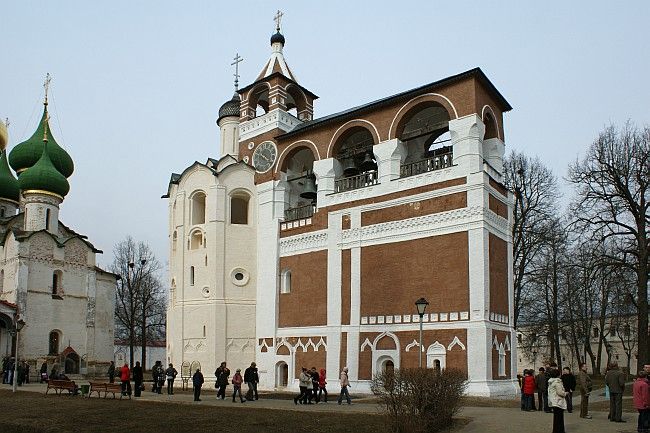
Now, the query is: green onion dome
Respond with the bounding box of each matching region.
[9,106,74,178]
[0,150,20,202]
[18,141,69,199]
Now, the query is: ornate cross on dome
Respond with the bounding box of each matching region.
[231,53,243,91]
[274,10,283,31]
[43,73,52,105]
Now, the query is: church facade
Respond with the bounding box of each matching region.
[0,90,117,377]
[165,22,517,396]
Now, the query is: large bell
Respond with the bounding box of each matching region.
[341,158,359,177]
[300,175,317,200]
[360,152,376,171]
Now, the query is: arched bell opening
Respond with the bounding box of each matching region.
[332,127,378,193]
[396,103,453,177]
[248,84,270,118]
[285,84,309,120]
[280,146,317,222]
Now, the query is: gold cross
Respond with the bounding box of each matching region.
[43,73,52,104]
[274,10,283,31]
[231,53,243,90]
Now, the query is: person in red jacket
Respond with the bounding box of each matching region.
[522,369,536,411]
[633,370,650,433]
[318,369,328,403]
[232,369,245,403]
[120,363,131,396]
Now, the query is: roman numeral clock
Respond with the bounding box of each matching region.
[252,141,277,173]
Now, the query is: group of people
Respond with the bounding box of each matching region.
[1,356,30,386]
[520,362,592,433]
[109,360,180,397]
[191,361,259,402]
[293,366,352,405]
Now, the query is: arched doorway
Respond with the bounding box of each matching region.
[64,352,80,374]
[275,361,288,388]
[383,359,395,375]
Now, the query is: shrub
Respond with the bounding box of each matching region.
[370,368,467,433]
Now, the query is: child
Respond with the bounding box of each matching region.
[232,368,245,403]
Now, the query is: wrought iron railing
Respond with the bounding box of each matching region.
[284,203,315,222]
[334,170,379,193]
[400,151,453,178]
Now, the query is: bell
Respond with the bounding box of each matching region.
[341,158,359,177]
[300,176,317,200]
[360,152,376,171]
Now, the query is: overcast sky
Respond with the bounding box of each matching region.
[2,1,648,271]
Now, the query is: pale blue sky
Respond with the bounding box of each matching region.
[2,1,648,269]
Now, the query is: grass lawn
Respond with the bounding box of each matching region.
[0,390,390,433]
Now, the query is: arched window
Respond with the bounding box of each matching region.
[497,345,506,377]
[172,231,178,251]
[397,103,452,177]
[49,330,60,355]
[190,231,203,249]
[0,269,4,293]
[280,269,291,294]
[1,207,6,217]
[333,127,378,192]
[52,270,63,297]
[231,194,249,225]
[483,112,499,140]
[190,266,195,286]
[280,146,317,222]
[45,208,51,230]
[190,192,206,225]
[248,85,270,118]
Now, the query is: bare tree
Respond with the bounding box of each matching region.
[568,123,650,371]
[504,151,560,327]
[111,237,166,369]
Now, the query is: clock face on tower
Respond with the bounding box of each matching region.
[252,141,277,173]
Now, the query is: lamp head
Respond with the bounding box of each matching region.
[415,297,429,316]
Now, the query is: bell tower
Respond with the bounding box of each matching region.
[238,11,318,124]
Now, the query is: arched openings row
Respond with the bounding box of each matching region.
[331,126,378,193]
[242,82,310,120]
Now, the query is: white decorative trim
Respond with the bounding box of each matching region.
[279,230,328,256]
[405,340,423,353]
[361,316,368,325]
[504,336,511,352]
[439,313,448,321]
[326,119,381,158]
[447,336,466,351]
[240,108,302,142]
[460,312,469,320]
[360,338,372,352]
[449,312,459,321]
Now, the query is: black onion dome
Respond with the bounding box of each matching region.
[270,31,285,46]
[217,93,241,124]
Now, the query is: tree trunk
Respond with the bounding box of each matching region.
[637,261,649,372]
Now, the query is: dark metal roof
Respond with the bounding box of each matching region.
[217,93,241,124]
[270,31,285,45]
[277,67,511,140]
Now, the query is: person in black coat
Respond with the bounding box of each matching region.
[192,369,204,401]
[214,362,230,400]
[561,367,577,413]
[107,361,115,383]
[309,367,320,403]
[132,362,144,397]
[244,362,259,401]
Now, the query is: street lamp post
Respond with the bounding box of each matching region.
[11,316,26,393]
[415,298,429,368]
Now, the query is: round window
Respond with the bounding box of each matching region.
[201,287,210,298]
[231,268,249,286]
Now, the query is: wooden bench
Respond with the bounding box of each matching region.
[46,379,77,395]
[105,383,130,399]
[87,382,131,399]
[88,381,106,398]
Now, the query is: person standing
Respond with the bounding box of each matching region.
[577,362,592,419]
[232,368,245,403]
[561,367,576,413]
[318,368,328,403]
[192,368,204,402]
[633,370,650,433]
[214,362,230,400]
[294,367,311,404]
[165,363,178,395]
[244,362,259,401]
[548,368,567,433]
[120,363,131,396]
[132,361,143,397]
[152,361,164,394]
[309,367,320,403]
[536,367,550,412]
[522,369,536,411]
[605,362,626,423]
[39,361,48,383]
[337,367,351,405]
[107,361,115,383]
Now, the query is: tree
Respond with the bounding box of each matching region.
[111,237,166,369]
[504,151,560,327]
[568,122,650,371]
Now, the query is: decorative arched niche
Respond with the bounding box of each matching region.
[426,341,447,371]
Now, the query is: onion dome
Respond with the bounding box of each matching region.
[18,140,69,199]
[9,106,74,178]
[217,93,241,124]
[0,150,19,203]
[270,31,285,46]
[0,119,7,151]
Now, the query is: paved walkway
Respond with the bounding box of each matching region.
[5,383,640,433]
